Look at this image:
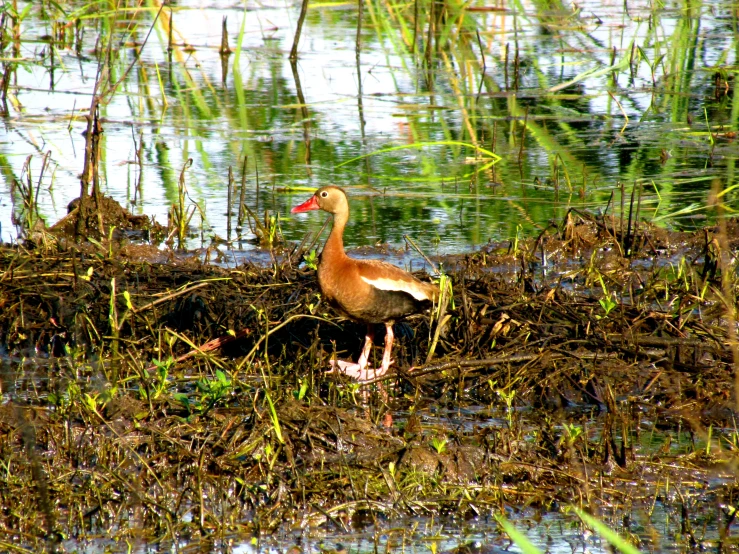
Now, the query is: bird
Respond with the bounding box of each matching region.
[291,186,439,381]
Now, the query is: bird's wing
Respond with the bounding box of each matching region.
[355,259,438,302]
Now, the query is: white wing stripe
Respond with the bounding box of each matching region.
[361,276,430,301]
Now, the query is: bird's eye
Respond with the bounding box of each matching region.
[320,191,329,198]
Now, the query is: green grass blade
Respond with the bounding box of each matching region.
[335,140,501,168]
[574,509,642,554]
[650,202,704,223]
[495,514,542,554]
[233,0,248,68]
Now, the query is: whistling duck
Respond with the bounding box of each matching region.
[291,186,439,381]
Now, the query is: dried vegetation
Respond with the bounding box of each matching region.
[1,210,739,550]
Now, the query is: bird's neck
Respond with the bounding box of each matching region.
[324,211,348,261]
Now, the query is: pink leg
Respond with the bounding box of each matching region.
[328,325,375,379]
[378,322,394,376]
[328,323,396,382]
[356,324,374,368]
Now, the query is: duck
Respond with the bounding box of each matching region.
[291,186,439,381]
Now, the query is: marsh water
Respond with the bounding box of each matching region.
[3,1,739,552]
[3,0,737,255]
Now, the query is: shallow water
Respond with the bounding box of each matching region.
[2,1,739,551]
[2,0,736,257]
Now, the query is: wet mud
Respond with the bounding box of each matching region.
[47,194,164,244]
[1,205,739,550]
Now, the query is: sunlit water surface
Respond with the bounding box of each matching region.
[2,0,736,260]
[2,0,738,550]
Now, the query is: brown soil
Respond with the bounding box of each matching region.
[0,212,738,550]
[47,194,164,243]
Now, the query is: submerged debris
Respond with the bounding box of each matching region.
[0,213,738,550]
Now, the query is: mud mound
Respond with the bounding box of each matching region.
[47,194,163,241]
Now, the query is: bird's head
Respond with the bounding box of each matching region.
[291,186,348,215]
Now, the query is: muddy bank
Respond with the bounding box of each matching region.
[1,213,738,550]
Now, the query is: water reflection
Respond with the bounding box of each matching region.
[0,0,734,254]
